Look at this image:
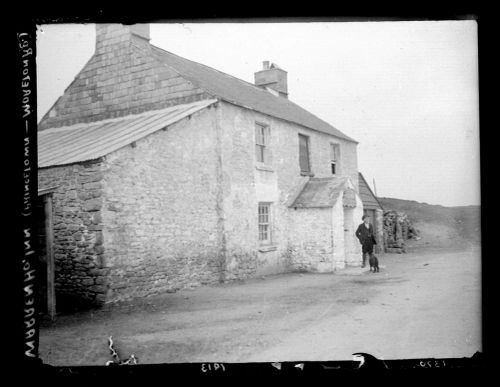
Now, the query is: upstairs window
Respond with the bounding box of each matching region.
[255,123,270,164]
[330,143,340,175]
[298,134,311,174]
[258,202,272,244]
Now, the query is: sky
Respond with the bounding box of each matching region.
[36,21,480,207]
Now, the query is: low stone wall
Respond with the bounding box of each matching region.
[225,248,259,280]
[287,207,334,272]
[38,160,109,310]
[104,247,224,301]
[383,210,419,253]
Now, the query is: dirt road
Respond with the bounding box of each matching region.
[39,246,481,365]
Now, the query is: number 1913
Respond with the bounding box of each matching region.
[201,363,226,372]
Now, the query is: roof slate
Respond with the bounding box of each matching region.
[358,172,383,210]
[38,99,217,168]
[290,177,349,208]
[146,44,357,143]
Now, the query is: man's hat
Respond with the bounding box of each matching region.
[362,215,370,220]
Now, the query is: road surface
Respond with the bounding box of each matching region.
[39,246,481,365]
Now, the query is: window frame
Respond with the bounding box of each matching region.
[330,142,340,175]
[258,202,272,245]
[298,133,311,174]
[255,122,270,165]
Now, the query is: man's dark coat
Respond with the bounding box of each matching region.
[355,223,377,246]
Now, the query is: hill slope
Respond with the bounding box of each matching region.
[378,197,481,250]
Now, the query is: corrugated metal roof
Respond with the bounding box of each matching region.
[38,99,217,168]
[290,177,349,208]
[145,44,358,143]
[358,172,383,210]
[38,186,58,196]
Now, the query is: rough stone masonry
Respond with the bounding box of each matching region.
[39,160,108,309]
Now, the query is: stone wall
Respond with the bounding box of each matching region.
[217,101,359,275]
[343,193,364,266]
[216,103,260,279]
[38,161,108,310]
[286,186,364,273]
[287,207,334,272]
[100,106,223,302]
[331,196,346,269]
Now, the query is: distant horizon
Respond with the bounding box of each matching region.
[378,196,480,209]
[36,21,480,207]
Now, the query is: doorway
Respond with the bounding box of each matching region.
[343,206,357,263]
[36,192,56,320]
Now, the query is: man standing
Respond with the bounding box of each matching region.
[355,215,377,268]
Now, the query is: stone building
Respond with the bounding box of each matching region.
[37,24,364,312]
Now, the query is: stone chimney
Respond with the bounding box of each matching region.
[254,61,288,98]
[129,24,150,41]
[95,23,150,54]
[40,22,208,130]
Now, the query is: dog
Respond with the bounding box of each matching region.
[369,254,379,273]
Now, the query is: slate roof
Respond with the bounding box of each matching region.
[38,99,217,168]
[358,172,383,210]
[290,177,350,208]
[146,44,357,143]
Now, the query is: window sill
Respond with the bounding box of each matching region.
[258,244,278,253]
[256,164,275,172]
[300,171,315,177]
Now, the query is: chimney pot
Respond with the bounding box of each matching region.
[263,61,270,70]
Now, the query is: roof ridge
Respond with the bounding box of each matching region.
[130,42,214,97]
[140,43,357,143]
[149,44,275,94]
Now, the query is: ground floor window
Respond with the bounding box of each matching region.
[258,202,272,244]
